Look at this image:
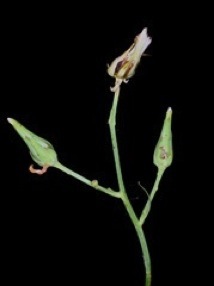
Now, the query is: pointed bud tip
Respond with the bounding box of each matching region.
[166,107,172,118]
[7,118,14,125]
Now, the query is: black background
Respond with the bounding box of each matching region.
[1,2,199,286]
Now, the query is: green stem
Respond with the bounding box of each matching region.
[139,168,165,226]
[108,86,126,195]
[121,192,152,286]
[54,161,121,199]
[109,87,151,286]
[136,226,152,286]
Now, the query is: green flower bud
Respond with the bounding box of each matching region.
[153,108,173,170]
[8,118,58,174]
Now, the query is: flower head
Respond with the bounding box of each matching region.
[8,118,58,174]
[107,28,152,91]
[153,108,173,171]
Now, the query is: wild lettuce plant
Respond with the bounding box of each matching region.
[8,27,173,286]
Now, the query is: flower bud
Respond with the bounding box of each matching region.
[8,118,58,173]
[153,108,173,170]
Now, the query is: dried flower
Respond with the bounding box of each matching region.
[107,28,152,91]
